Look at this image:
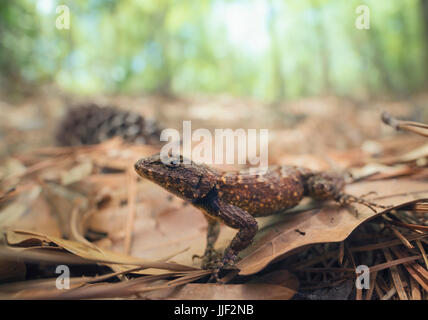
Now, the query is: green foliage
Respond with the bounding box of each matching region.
[0,0,41,89]
[0,0,427,100]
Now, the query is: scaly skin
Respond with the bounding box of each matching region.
[134,153,385,281]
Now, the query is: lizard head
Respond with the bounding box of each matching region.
[305,172,346,201]
[134,153,217,201]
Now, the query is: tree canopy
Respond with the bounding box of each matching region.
[1,0,427,101]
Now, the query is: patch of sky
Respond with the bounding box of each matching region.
[131,52,146,73]
[144,41,163,68]
[210,0,270,57]
[36,0,56,15]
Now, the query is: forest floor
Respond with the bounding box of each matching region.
[0,89,427,300]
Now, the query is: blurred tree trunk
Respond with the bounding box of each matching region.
[367,25,395,92]
[138,1,174,97]
[420,0,428,82]
[319,33,331,93]
[395,6,412,95]
[347,30,374,98]
[0,1,38,95]
[268,0,286,106]
[0,1,22,91]
[345,0,374,98]
[153,3,173,97]
[315,7,331,94]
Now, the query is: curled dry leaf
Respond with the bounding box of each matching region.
[5,230,198,274]
[236,178,428,275]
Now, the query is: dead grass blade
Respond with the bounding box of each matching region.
[391,247,428,292]
[382,248,408,300]
[124,167,137,254]
[382,111,428,138]
[4,230,199,272]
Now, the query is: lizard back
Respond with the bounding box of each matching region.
[216,166,306,217]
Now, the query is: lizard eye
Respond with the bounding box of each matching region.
[166,156,181,167]
[171,159,180,166]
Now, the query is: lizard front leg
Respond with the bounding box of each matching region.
[195,192,258,281]
[219,202,258,269]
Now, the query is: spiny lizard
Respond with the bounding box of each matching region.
[134,153,385,281]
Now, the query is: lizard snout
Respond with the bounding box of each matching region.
[134,158,144,174]
[134,155,160,177]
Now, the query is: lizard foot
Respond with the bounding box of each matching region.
[206,251,240,283]
[192,248,223,270]
[336,192,391,217]
[207,269,223,283]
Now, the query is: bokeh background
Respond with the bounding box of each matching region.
[1,1,428,301]
[0,0,427,157]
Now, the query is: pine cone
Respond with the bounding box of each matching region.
[56,103,163,146]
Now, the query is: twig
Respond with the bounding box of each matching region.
[381,286,397,300]
[390,247,428,292]
[382,248,408,300]
[381,111,428,138]
[365,271,377,300]
[388,225,414,249]
[409,276,421,300]
[415,240,428,269]
[124,167,137,254]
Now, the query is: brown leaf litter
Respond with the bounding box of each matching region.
[0,113,427,299]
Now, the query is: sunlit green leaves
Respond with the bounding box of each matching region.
[0,0,426,100]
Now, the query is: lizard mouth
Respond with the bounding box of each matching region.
[134,153,181,180]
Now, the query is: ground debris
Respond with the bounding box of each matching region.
[0,96,427,299]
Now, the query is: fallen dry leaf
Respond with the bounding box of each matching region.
[249,269,299,289]
[60,160,93,185]
[145,283,296,300]
[0,257,26,283]
[5,230,198,274]
[236,178,428,275]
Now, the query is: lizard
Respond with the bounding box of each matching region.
[134,153,386,281]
